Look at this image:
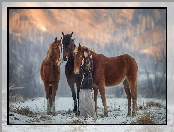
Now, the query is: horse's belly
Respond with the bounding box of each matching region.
[105,74,126,87]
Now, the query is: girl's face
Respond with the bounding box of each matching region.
[84,51,88,57]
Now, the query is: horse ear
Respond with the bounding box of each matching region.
[62,32,64,36]
[71,32,73,37]
[55,37,57,42]
[78,43,81,51]
[78,43,81,49]
[73,44,76,49]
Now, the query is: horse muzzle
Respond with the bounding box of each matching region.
[74,70,79,74]
[63,56,67,61]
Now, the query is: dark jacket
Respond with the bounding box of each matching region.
[80,55,93,75]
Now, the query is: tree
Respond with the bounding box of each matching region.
[144,46,166,98]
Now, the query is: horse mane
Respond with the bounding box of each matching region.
[82,46,96,54]
[43,40,61,64]
[73,45,96,55]
[43,43,53,64]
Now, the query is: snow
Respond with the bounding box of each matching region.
[7,95,167,125]
[3,85,173,131]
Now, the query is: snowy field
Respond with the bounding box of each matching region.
[7,95,167,124]
[2,88,174,132]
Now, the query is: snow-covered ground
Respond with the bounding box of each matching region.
[8,96,167,125]
[3,89,174,132]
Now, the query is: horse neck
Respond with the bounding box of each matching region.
[46,56,59,64]
[90,51,97,60]
[67,53,74,63]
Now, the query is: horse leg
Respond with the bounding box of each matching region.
[98,81,108,117]
[94,86,98,117]
[67,78,77,112]
[44,82,49,100]
[131,81,138,116]
[75,80,81,115]
[44,82,51,114]
[127,76,138,116]
[46,85,52,115]
[123,78,131,116]
[51,83,57,115]
[65,64,77,112]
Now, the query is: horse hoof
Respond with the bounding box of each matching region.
[75,111,80,116]
[73,106,77,113]
[127,113,131,117]
[73,109,77,113]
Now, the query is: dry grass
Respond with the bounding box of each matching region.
[70,119,85,124]
[40,115,52,120]
[10,105,36,118]
[16,107,35,117]
[146,101,162,108]
[132,111,155,124]
[137,105,147,110]
[30,117,40,122]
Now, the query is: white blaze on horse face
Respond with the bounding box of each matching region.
[56,59,63,66]
[58,46,61,51]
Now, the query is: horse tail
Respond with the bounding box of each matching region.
[124,54,138,97]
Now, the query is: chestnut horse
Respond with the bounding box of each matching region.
[61,32,83,114]
[73,44,138,117]
[40,37,63,115]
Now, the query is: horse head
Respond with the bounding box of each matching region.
[51,37,63,64]
[73,43,84,74]
[62,32,73,61]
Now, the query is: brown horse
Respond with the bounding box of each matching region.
[73,44,138,117]
[62,32,83,114]
[40,37,63,115]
